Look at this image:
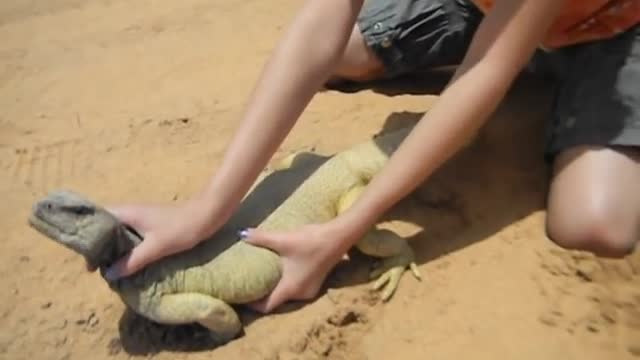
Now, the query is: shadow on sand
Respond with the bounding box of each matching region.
[114,71,556,355]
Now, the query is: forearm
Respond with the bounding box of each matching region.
[338,62,509,238]
[193,0,364,230]
[330,0,563,251]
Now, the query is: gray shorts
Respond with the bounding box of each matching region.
[357,0,640,159]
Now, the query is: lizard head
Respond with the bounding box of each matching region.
[28,190,121,268]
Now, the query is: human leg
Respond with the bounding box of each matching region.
[331,24,386,82]
[546,146,640,258]
[543,25,640,258]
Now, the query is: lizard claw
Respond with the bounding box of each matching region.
[369,256,422,301]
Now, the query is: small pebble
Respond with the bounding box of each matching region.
[54,319,68,330]
[87,313,99,327]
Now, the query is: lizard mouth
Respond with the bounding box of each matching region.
[28,212,70,239]
[29,210,97,265]
[28,203,79,243]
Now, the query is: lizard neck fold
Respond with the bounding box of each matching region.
[91,224,143,271]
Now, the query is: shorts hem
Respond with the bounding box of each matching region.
[544,127,640,162]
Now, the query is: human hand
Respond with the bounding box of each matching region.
[89,199,220,280]
[240,223,358,313]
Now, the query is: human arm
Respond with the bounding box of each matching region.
[243,0,564,312]
[197,0,366,223]
[332,0,565,241]
[102,0,365,279]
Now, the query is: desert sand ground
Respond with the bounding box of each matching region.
[1,1,639,359]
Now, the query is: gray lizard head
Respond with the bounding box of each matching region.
[29,190,139,269]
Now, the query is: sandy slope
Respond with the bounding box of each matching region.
[1,1,638,359]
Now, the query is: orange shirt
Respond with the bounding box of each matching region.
[471,0,640,49]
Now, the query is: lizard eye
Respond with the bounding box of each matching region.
[65,205,95,216]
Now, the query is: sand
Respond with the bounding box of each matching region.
[1,1,639,359]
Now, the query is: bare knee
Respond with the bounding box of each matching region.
[546,146,640,258]
[332,25,385,81]
[546,203,636,258]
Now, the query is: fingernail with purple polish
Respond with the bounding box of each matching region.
[104,266,119,281]
[237,229,249,239]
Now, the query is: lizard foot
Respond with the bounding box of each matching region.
[369,254,421,301]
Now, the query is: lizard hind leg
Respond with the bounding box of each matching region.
[336,186,422,301]
[272,151,319,171]
[148,293,242,344]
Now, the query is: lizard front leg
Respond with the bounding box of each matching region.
[337,185,422,301]
[356,229,422,301]
[148,293,242,344]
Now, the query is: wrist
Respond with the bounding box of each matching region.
[183,191,234,239]
[326,210,374,252]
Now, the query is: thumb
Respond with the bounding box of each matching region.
[240,228,290,253]
[104,238,163,280]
